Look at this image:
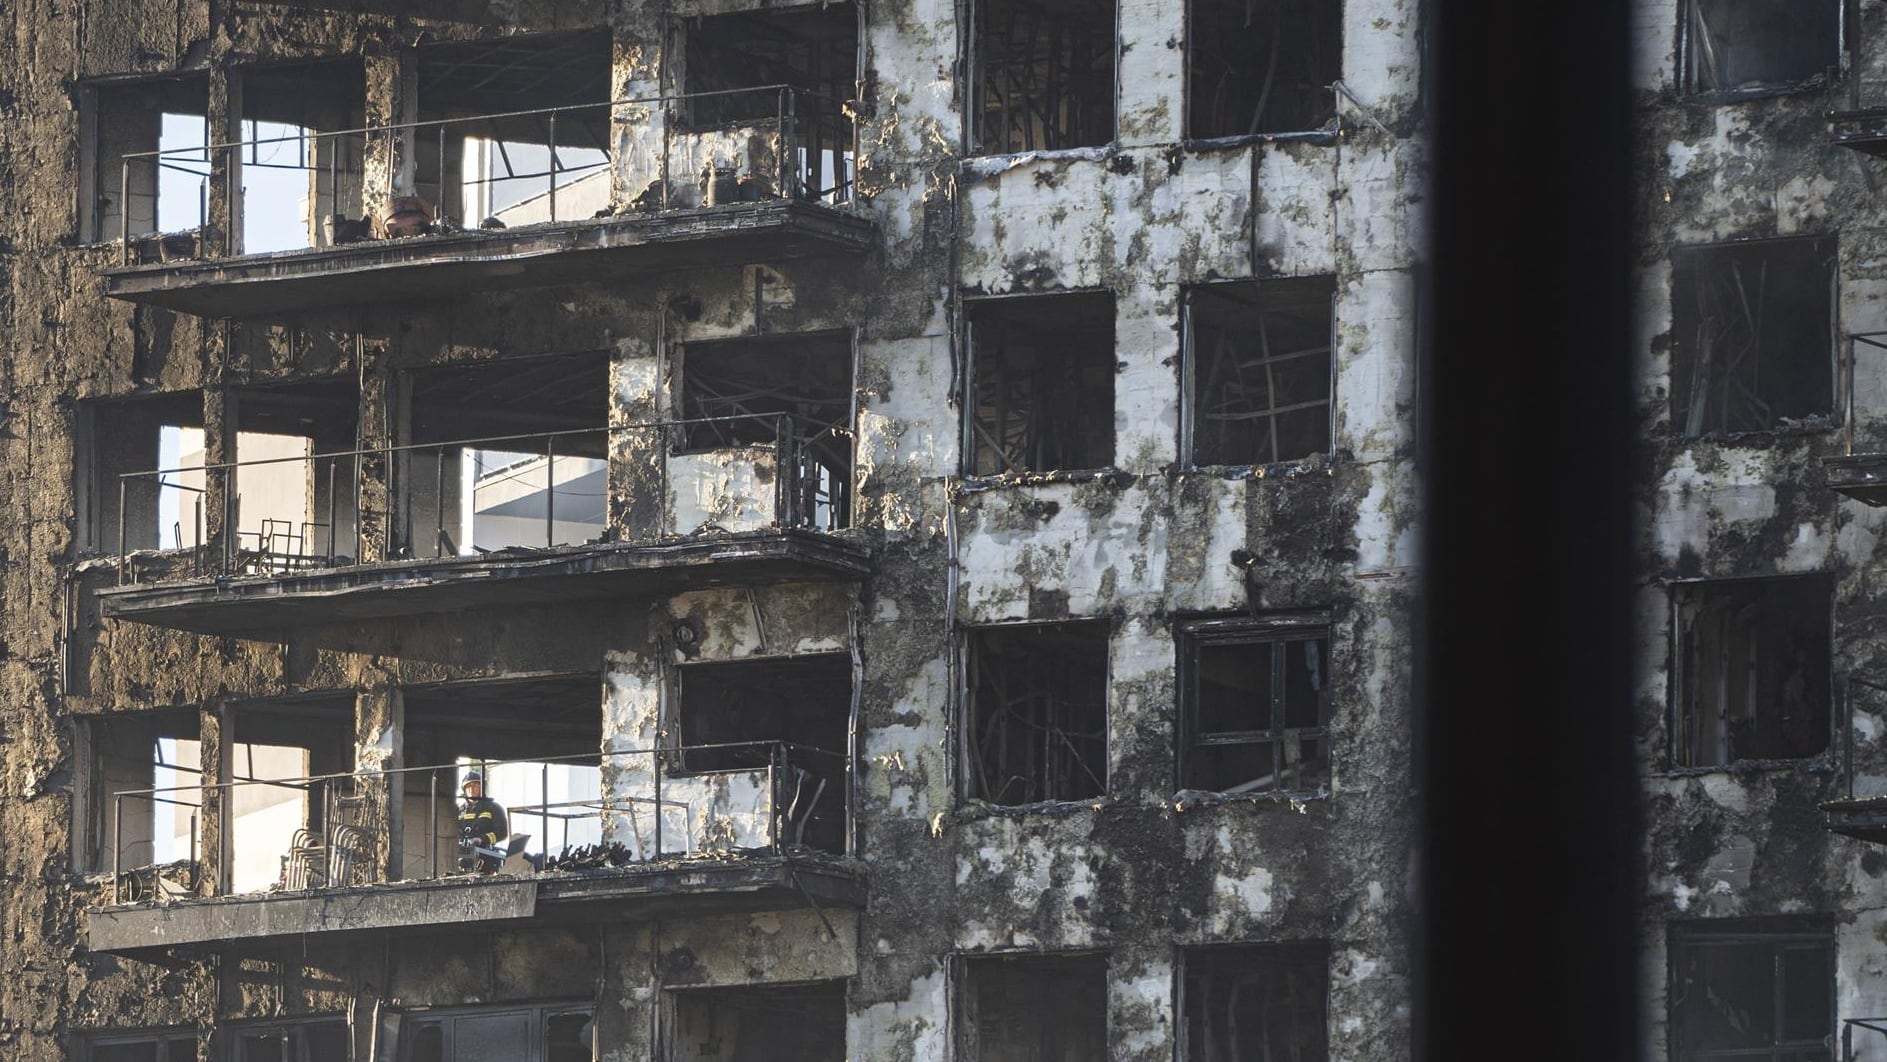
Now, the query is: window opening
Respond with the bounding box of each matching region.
[226,697,351,894]
[668,981,845,1062]
[83,1030,197,1062]
[967,292,1116,475]
[1671,236,1835,437]
[965,621,1109,805]
[1188,0,1340,137]
[1180,942,1329,1062]
[77,710,199,885]
[961,953,1107,1061]
[86,77,209,248]
[1672,576,1831,767]
[398,1003,592,1062]
[971,0,1116,153]
[230,1016,350,1062]
[1186,277,1335,466]
[402,675,602,878]
[414,32,612,229]
[672,654,851,853]
[239,59,367,254]
[405,352,609,557]
[77,392,204,555]
[1178,618,1332,794]
[1670,918,1833,1062]
[678,332,853,532]
[1681,0,1840,96]
[230,379,361,573]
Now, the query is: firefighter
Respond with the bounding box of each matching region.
[456,769,509,874]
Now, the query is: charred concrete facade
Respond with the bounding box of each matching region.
[0,1,1420,1060]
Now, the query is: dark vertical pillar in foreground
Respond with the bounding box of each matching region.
[1416,3,1642,1059]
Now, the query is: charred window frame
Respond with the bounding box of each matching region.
[223,1016,349,1062]
[1669,918,1833,1062]
[81,1029,198,1062]
[962,620,1110,806]
[966,0,1118,154]
[1178,616,1332,794]
[1679,0,1841,99]
[1186,0,1341,138]
[1179,942,1330,1062]
[1183,277,1336,468]
[1671,575,1832,768]
[958,952,1108,1061]
[964,291,1117,476]
[394,1002,593,1062]
[1670,237,1836,438]
[664,981,846,1061]
[679,4,860,128]
[79,75,210,247]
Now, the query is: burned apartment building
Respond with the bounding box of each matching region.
[0,0,1419,1060]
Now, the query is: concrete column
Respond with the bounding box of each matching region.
[611,13,667,208]
[204,67,239,257]
[354,683,404,883]
[362,49,418,228]
[356,344,396,564]
[202,387,238,570]
[606,336,667,542]
[594,923,657,1062]
[196,702,228,897]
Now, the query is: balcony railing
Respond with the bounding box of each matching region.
[112,85,859,266]
[113,413,851,586]
[108,740,850,906]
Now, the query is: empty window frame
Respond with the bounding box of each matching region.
[1669,918,1833,1062]
[1188,0,1341,137]
[1680,0,1840,97]
[237,59,367,254]
[966,292,1116,475]
[75,392,205,555]
[1180,942,1329,1062]
[1672,576,1831,767]
[81,76,209,246]
[1185,277,1335,467]
[415,32,613,228]
[398,1003,593,1062]
[226,698,352,894]
[404,352,610,557]
[965,621,1108,805]
[230,379,361,573]
[226,1016,350,1062]
[679,332,854,531]
[1670,237,1835,437]
[667,981,846,1062]
[971,0,1116,153]
[73,710,201,880]
[960,953,1107,1062]
[82,1029,197,1062]
[1178,617,1332,794]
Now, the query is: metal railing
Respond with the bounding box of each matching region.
[113,412,852,585]
[115,85,859,265]
[108,740,849,905]
[1845,1017,1887,1061]
[1843,332,1887,455]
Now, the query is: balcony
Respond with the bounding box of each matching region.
[96,86,872,317]
[86,740,860,959]
[1821,333,1887,506]
[92,414,867,636]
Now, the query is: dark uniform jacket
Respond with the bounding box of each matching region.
[458,796,508,849]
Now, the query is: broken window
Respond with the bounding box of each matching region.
[1180,942,1329,1062]
[399,1004,593,1062]
[1188,0,1341,137]
[1681,0,1840,96]
[226,696,352,894]
[678,5,858,204]
[73,710,200,882]
[966,292,1116,475]
[402,674,603,878]
[82,76,208,249]
[672,654,851,853]
[237,59,367,254]
[961,953,1107,1061]
[1186,277,1335,467]
[415,31,612,229]
[678,332,854,532]
[230,1017,350,1062]
[1669,918,1833,1062]
[1178,617,1331,794]
[1671,237,1835,437]
[404,352,609,557]
[970,0,1116,153]
[75,392,204,555]
[1672,576,1831,767]
[667,981,845,1062]
[81,1029,197,1062]
[230,379,361,573]
[965,621,1108,805]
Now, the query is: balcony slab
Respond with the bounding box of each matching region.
[101,201,876,317]
[95,530,871,638]
[1830,108,1887,158]
[1822,452,1887,506]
